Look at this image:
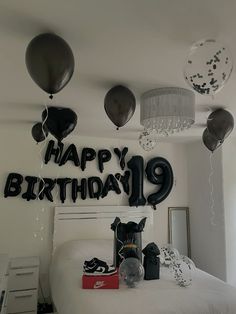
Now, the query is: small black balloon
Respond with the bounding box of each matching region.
[31,122,48,143]
[202,128,222,152]
[42,107,77,142]
[26,33,74,96]
[207,109,234,141]
[104,85,136,128]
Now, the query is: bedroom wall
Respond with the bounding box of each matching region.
[0,128,188,298]
[222,138,236,286]
[186,141,227,281]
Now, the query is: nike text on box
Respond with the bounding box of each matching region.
[82,273,119,289]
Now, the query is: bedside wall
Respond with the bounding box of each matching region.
[0,129,188,298]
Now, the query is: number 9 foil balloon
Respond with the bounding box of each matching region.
[184,39,233,96]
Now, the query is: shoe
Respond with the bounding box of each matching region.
[83,259,117,276]
[83,258,107,271]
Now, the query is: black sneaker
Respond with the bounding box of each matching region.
[83,258,107,271]
[84,261,117,276]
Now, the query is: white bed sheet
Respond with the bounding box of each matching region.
[50,240,236,314]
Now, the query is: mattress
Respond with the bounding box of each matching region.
[50,239,236,314]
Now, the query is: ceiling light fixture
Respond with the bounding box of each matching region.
[140,87,195,136]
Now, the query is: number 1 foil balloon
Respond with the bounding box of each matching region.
[184,39,233,96]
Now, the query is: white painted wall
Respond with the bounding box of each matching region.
[186,141,226,281]
[0,129,188,298]
[222,138,236,286]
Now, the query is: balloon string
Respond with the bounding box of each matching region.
[34,103,49,241]
[37,103,48,198]
[52,146,62,256]
[116,221,124,264]
[209,153,216,226]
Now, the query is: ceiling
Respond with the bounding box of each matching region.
[1,0,236,143]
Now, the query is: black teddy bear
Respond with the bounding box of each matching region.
[142,242,160,280]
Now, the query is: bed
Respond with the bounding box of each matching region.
[50,206,236,314]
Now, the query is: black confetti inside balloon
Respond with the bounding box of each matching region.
[184,39,233,96]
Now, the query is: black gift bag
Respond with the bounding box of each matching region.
[142,242,160,280]
[111,217,146,267]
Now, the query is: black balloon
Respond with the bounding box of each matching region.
[4,173,23,198]
[127,156,146,207]
[44,140,64,164]
[202,128,222,152]
[145,157,173,210]
[56,178,72,203]
[42,107,77,142]
[115,171,130,195]
[207,109,234,141]
[81,148,96,171]
[114,147,128,170]
[22,176,38,201]
[31,123,48,143]
[104,86,136,129]
[88,177,103,199]
[59,144,80,166]
[102,174,121,198]
[72,178,87,202]
[26,33,74,97]
[98,149,112,173]
[38,178,56,202]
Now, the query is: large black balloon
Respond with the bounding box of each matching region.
[202,128,222,152]
[42,107,77,142]
[31,122,48,143]
[207,109,234,142]
[104,86,136,129]
[26,33,74,96]
[127,156,146,207]
[145,157,173,210]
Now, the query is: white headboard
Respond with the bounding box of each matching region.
[53,206,153,251]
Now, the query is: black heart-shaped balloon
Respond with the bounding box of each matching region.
[104,85,136,129]
[42,107,77,142]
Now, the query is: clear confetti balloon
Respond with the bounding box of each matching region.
[160,245,180,266]
[184,39,233,96]
[119,257,144,288]
[170,258,193,287]
[139,129,157,151]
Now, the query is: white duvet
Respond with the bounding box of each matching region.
[50,240,236,314]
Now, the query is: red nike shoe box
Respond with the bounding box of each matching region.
[82,272,119,289]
